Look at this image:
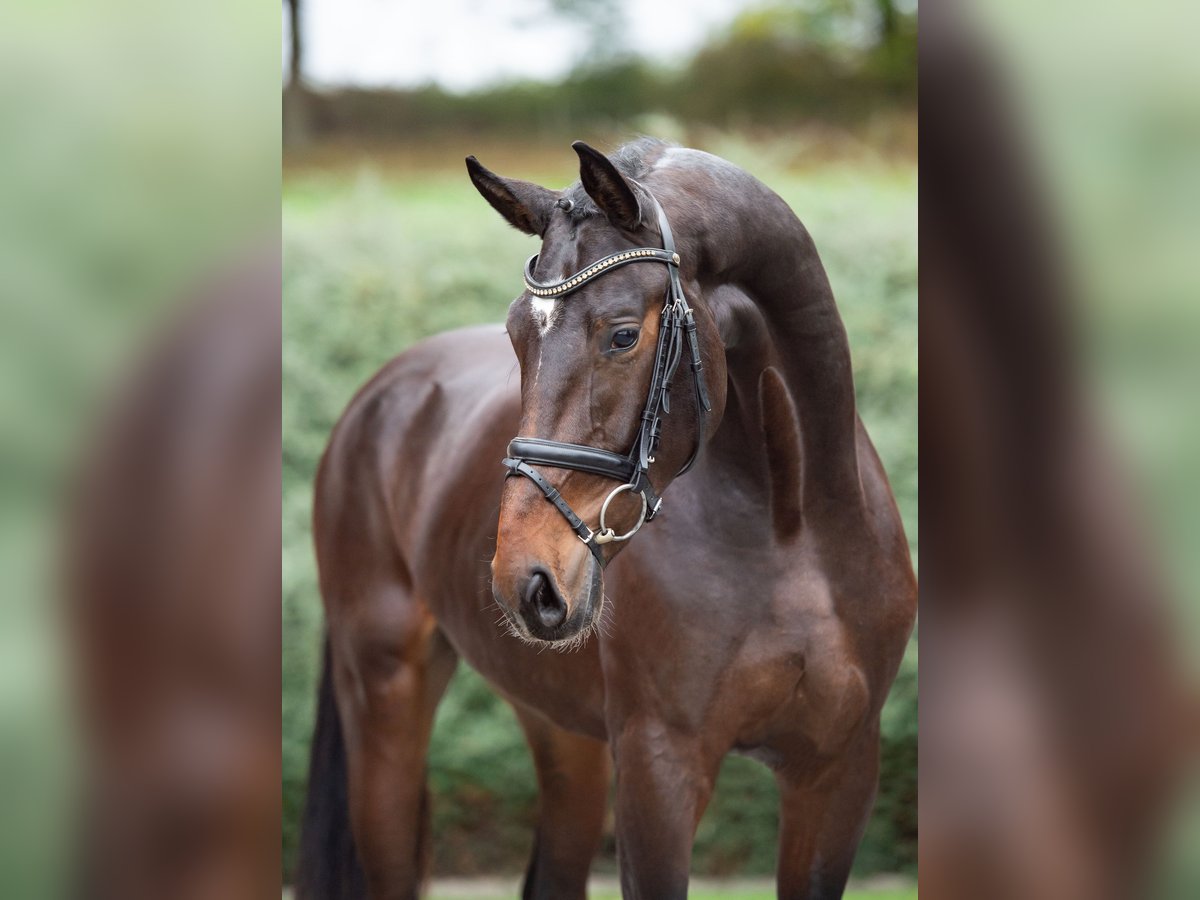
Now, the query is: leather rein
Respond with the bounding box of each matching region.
[503,193,712,567]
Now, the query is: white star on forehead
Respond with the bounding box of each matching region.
[529,295,561,335]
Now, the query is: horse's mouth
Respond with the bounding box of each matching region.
[524,601,598,645]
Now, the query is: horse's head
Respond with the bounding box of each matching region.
[468,142,725,645]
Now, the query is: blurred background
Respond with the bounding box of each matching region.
[1,3,280,897]
[919,2,1200,897]
[3,0,1193,896]
[282,0,918,896]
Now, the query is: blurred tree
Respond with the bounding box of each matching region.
[678,0,915,125]
[286,0,302,88]
[283,0,311,147]
[877,0,898,41]
[544,0,629,65]
[866,0,917,93]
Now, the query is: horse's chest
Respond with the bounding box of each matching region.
[600,582,866,750]
[723,618,870,757]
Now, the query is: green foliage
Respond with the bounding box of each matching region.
[693,757,785,876]
[282,139,916,879]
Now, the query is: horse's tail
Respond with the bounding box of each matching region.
[294,636,367,900]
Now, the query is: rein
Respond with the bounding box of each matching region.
[503,194,712,567]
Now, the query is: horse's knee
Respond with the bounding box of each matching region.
[334,597,447,718]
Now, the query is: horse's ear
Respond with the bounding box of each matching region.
[465,156,556,236]
[572,141,642,230]
[759,367,803,540]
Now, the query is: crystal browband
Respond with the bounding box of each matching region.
[523,247,681,298]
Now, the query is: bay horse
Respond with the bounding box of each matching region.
[296,138,916,900]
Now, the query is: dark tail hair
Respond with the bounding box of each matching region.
[295,637,367,900]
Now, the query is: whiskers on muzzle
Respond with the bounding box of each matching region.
[490,556,605,651]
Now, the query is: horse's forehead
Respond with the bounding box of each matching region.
[541,217,616,266]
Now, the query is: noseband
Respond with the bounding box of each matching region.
[503,194,712,567]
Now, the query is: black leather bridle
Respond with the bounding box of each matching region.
[503,193,712,566]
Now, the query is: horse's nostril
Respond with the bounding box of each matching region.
[524,571,567,629]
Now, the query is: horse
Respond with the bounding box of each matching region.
[295,138,916,900]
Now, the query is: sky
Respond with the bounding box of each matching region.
[285,0,750,92]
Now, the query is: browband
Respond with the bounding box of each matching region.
[524,248,680,298]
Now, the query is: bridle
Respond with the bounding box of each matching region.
[502,192,712,567]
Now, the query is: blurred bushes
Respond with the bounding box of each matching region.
[288,1,915,142]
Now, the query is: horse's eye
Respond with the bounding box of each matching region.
[610,328,639,351]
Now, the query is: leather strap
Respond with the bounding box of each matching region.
[507,438,635,482]
[503,458,606,566]
[651,193,711,475]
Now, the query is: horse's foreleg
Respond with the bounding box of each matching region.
[610,722,717,900]
[775,728,880,900]
[333,596,458,900]
[513,704,609,900]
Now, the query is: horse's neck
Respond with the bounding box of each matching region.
[667,161,861,505]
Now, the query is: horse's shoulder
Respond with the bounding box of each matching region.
[315,324,515,527]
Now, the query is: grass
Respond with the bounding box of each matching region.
[283,882,917,899]
[284,887,918,899]
[436,895,914,900]
[424,888,916,900]
[584,894,914,900]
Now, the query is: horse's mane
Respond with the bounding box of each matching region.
[561,137,675,219]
